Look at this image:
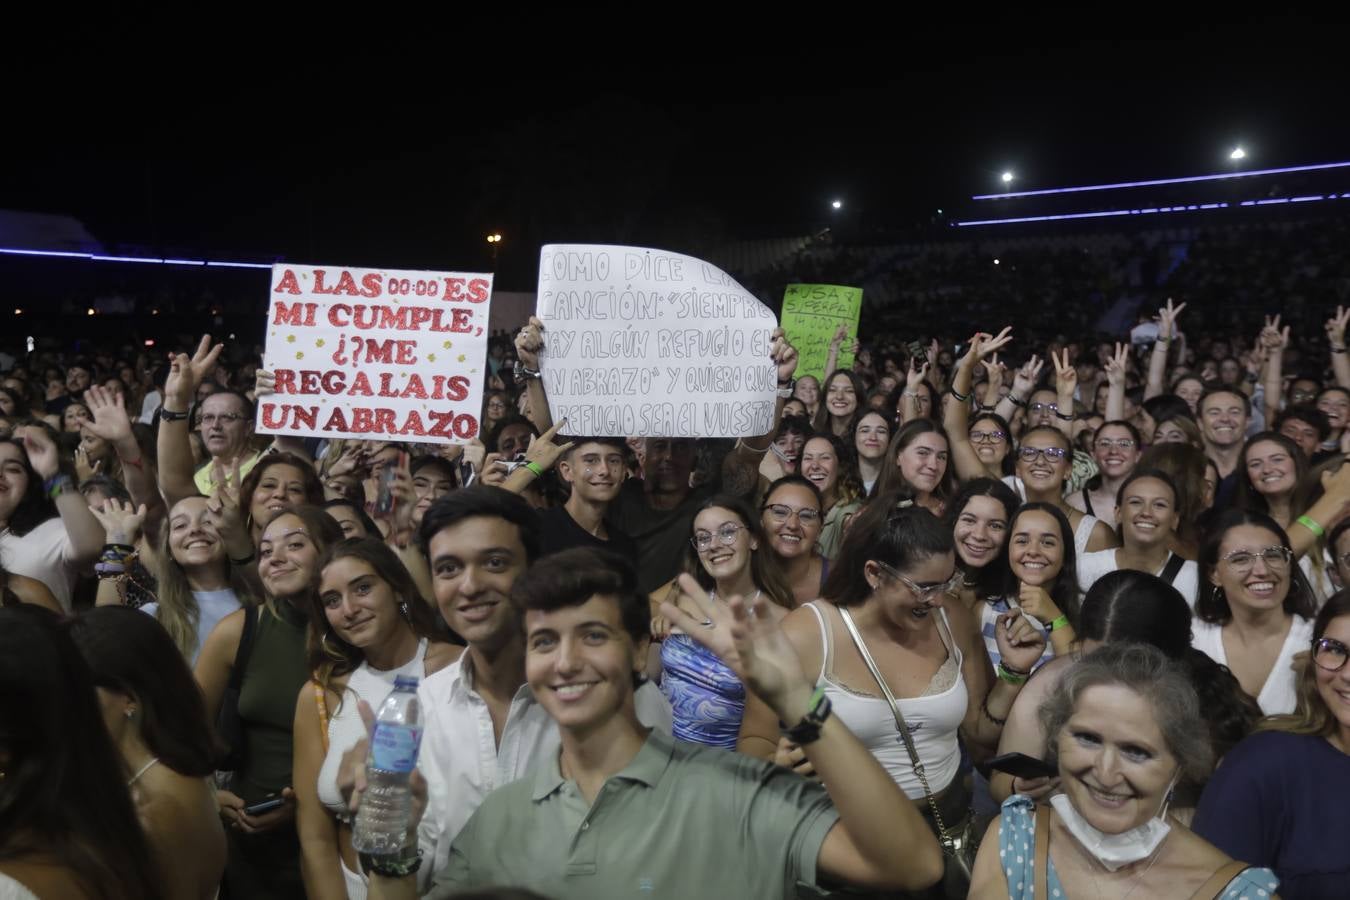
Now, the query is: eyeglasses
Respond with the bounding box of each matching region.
[874,561,961,603]
[1029,402,1060,414]
[691,523,748,551]
[762,504,822,525]
[199,413,247,427]
[1018,446,1069,463]
[970,429,1007,444]
[1291,390,1318,404]
[1219,545,1292,573]
[1313,637,1349,672]
[1094,438,1137,450]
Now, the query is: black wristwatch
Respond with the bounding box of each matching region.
[359,846,423,879]
[780,687,832,745]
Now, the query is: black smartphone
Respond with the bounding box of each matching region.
[980,752,1057,781]
[244,795,286,816]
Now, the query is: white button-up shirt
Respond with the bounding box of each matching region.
[414,653,673,891]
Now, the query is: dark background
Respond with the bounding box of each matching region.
[5,19,1346,290]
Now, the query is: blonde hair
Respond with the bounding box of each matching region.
[154,506,258,660]
[1257,591,1350,739]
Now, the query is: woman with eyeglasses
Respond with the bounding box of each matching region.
[800,433,865,561]
[1193,510,1318,715]
[738,496,1045,853]
[759,475,828,607]
[1066,420,1142,525]
[1193,590,1350,899]
[655,495,795,749]
[946,329,1017,482]
[853,410,893,496]
[1012,426,1118,558]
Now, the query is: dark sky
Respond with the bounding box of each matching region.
[6,21,1346,289]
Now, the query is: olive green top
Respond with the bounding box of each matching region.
[235,600,310,803]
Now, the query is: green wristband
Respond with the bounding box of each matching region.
[997,663,1028,686]
[1296,514,1325,538]
[1049,614,1070,632]
[523,461,545,479]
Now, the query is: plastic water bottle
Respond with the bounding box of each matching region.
[352,675,423,854]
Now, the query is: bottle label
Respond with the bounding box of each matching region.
[369,723,423,773]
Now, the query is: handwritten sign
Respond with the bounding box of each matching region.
[781,283,862,382]
[256,264,492,444]
[537,244,777,437]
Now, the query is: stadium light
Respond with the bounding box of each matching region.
[831,199,843,210]
[1230,147,1247,160]
[1001,172,1014,184]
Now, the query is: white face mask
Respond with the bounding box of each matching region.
[1049,771,1179,872]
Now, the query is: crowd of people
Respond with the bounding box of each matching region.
[3,263,1350,900]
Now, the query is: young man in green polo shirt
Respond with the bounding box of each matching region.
[360,547,943,899]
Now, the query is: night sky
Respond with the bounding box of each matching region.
[6,22,1346,290]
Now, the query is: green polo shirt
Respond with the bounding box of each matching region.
[429,728,840,899]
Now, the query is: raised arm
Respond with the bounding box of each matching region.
[1050,349,1077,439]
[84,384,164,532]
[1145,298,1185,400]
[996,354,1042,426]
[720,328,796,498]
[503,420,572,495]
[947,329,1013,481]
[1327,306,1350,390]
[1103,342,1128,424]
[88,499,147,607]
[663,577,943,893]
[823,323,849,384]
[981,354,1006,409]
[19,426,104,564]
[514,317,554,435]
[898,357,929,425]
[1261,316,1289,425]
[158,336,224,507]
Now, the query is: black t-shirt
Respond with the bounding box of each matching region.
[606,478,714,593]
[537,505,640,563]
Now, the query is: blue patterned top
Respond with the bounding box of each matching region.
[660,632,745,750]
[981,597,1054,672]
[997,796,1279,899]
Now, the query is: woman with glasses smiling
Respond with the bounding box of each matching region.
[759,475,828,607]
[739,495,1045,865]
[1194,510,1319,715]
[1012,426,1119,558]
[654,495,794,749]
[946,329,1018,482]
[1194,590,1350,899]
[1067,420,1142,525]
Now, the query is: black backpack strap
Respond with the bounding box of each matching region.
[1160,552,1186,585]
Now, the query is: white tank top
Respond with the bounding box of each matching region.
[317,639,429,814]
[1073,513,1099,559]
[805,602,966,798]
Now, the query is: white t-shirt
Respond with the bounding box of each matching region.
[1076,549,1200,609]
[0,517,79,612]
[1191,615,1314,715]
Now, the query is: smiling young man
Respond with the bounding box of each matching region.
[537,436,637,559]
[365,549,943,899]
[1198,387,1251,511]
[341,487,670,890]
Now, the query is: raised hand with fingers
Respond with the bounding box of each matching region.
[660,574,811,720]
[515,316,546,370]
[1051,349,1077,398]
[769,327,800,384]
[90,498,148,546]
[522,419,574,474]
[74,444,101,482]
[1104,343,1129,388]
[1326,305,1350,350]
[1011,354,1044,400]
[254,369,276,398]
[83,384,134,446]
[1156,297,1187,341]
[994,606,1048,675]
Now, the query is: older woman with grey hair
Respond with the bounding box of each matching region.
[969,644,1280,900]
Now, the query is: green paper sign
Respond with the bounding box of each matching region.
[781,283,862,383]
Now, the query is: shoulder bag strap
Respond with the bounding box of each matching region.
[1187,860,1248,900]
[837,606,950,839]
[312,679,331,755]
[1034,803,1051,900]
[1160,552,1186,585]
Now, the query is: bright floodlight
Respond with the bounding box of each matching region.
[486,233,503,244]
[994,258,1000,265]
[831,199,842,209]
[1230,147,1246,160]
[1001,171,1014,183]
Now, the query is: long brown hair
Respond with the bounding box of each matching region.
[308,538,443,706]
[684,495,795,610]
[1259,590,1350,739]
